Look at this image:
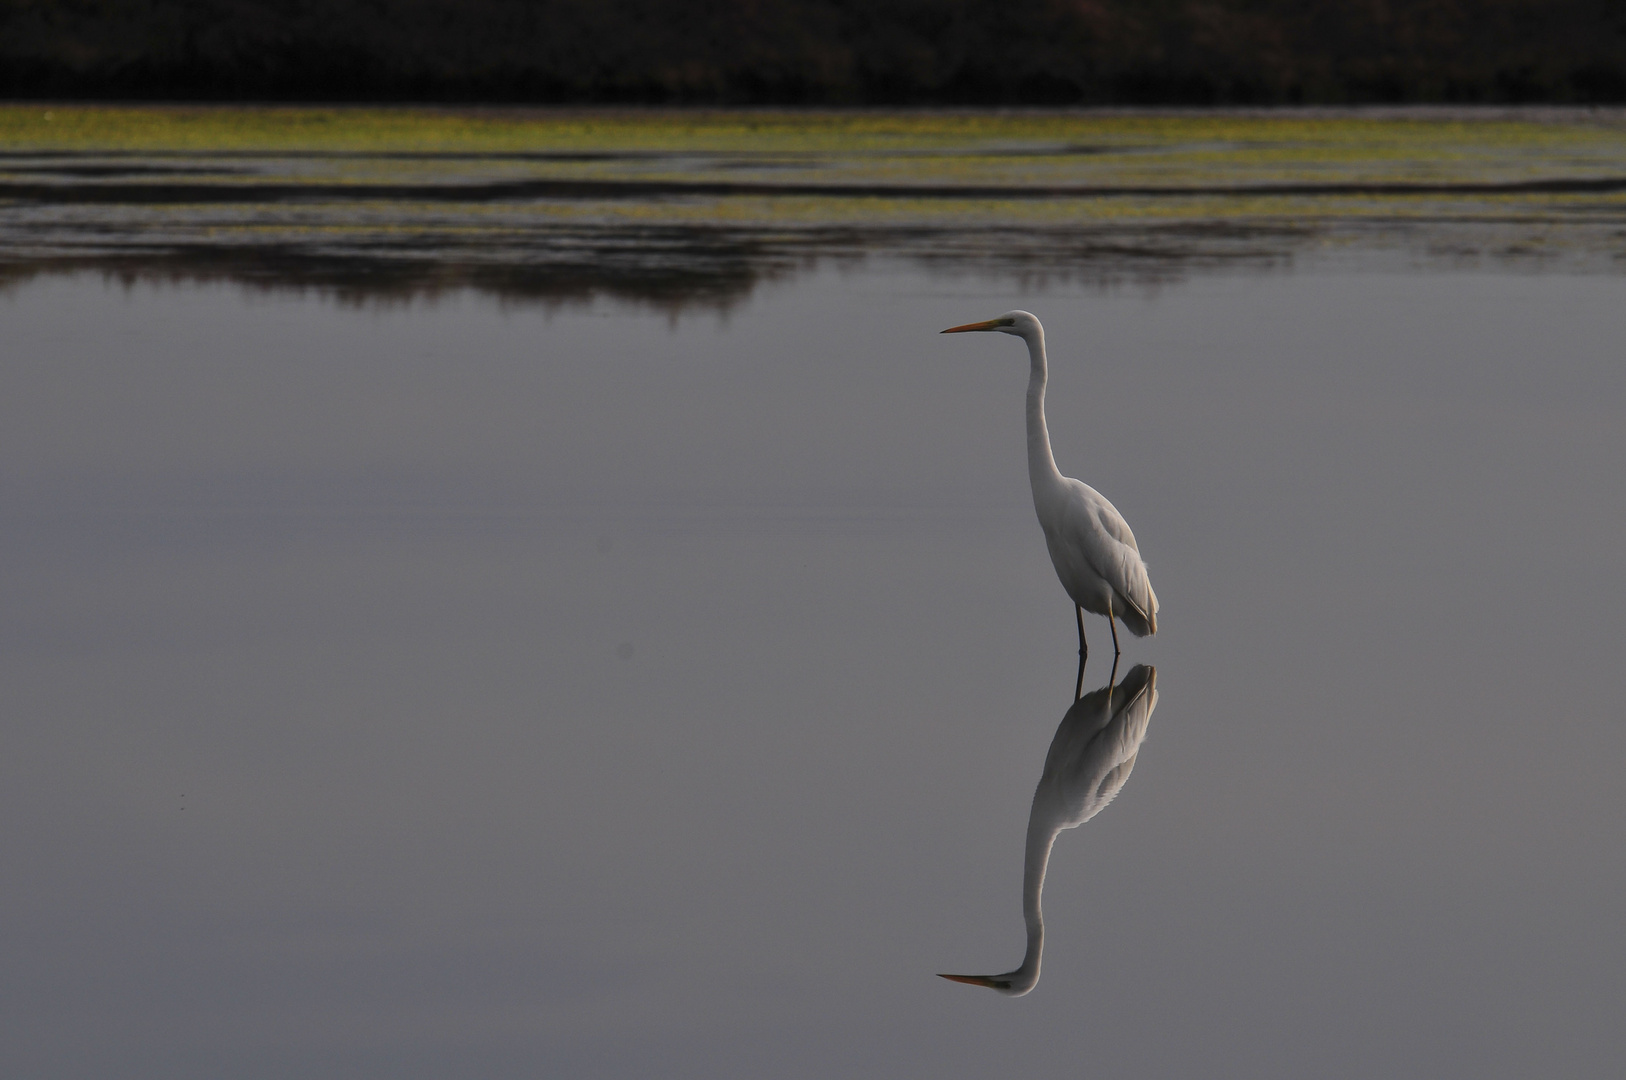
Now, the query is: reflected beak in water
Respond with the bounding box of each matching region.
[940,319,1001,334]
[937,973,1011,990]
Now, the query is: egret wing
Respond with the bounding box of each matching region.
[1064,480,1159,633]
[1090,496,1140,552]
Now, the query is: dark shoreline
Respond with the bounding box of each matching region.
[5,0,1626,106]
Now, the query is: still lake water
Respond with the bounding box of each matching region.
[4,111,1626,1078]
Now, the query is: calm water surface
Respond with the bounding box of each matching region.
[4,259,1625,1078]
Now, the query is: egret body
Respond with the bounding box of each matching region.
[942,311,1158,671]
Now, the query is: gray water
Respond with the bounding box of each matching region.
[4,262,1625,1078]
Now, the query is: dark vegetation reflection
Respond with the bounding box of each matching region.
[5,215,1613,312]
[0,222,1301,312]
[940,663,1158,997]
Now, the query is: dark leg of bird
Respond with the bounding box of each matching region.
[1108,651,1120,694]
[1074,605,1087,702]
[1108,602,1122,658]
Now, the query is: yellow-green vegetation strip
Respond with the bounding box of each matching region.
[5,105,1626,242]
[5,104,1626,182]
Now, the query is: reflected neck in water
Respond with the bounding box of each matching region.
[941,666,1158,998]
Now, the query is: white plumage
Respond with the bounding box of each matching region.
[942,310,1159,660]
[939,665,1159,996]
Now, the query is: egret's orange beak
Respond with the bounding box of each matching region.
[937,973,1008,989]
[940,319,1000,334]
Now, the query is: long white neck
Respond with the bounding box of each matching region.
[1022,327,1063,495]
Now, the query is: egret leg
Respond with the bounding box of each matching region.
[1075,605,1087,702]
[1108,651,1120,694]
[1107,598,1122,658]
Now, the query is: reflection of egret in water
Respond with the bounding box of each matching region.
[940,665,1158,997]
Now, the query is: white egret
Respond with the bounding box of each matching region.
[939,665,1158,996]
[942,311,1158,674]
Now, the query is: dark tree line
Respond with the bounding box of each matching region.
[4,0,1625,104]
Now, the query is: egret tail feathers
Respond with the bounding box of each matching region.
[1114,580,1158,637]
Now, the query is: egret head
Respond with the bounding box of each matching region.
[940,309,1042,338]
